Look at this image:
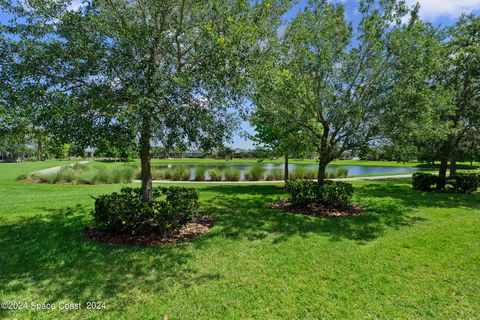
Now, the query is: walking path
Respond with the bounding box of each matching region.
[32,161,91,175]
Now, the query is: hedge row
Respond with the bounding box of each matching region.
[412,172,480,194]
[285,180,354,207]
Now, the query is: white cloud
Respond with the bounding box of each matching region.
[67,0,85,11]
[406,0,480,20]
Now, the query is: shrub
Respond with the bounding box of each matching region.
[224,168,240,181]
[164,168,173,180]
[291,166,308,180]
[447,173,480,194]
[75,170,99,185]
[412,173,440,191]
[266,168,283,181]
[336,168,349,178]
[246,164,265,181]
[92,186,199,234]
[172,166,190,181]
[208,169,222,181]
[16,174,28,181]
[305,169,316,179]
[58,167,76,183]
[151,170,165,180]
[195,166,206,181]
[285,179,354,207]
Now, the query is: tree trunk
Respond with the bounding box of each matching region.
[284,154,289,182]
[449,154,457,177]
[437,156,448,190]
[317,158,328,185]
[140,114,153,203]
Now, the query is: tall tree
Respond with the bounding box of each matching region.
[259,0,411,184]
[441,14,480,179]
[1,0,290,201]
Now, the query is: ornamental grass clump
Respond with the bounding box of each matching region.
[246,164,265,181]
[194,166,206,181]
[172,166,190,181]
[266,169,283,181]
[208,169,222,181]
[224,168,240,181]
[290,166,308,180]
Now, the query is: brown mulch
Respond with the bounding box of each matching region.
[84,215,214,247]
[269,199,363,217]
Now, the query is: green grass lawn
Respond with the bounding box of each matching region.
[1,161,479,319]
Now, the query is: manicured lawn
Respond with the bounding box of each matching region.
[1,161,479,319]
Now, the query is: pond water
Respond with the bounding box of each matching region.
[151,162,421,181]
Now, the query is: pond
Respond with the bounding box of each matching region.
[151,162,421,181]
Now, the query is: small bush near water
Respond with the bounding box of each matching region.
[172,166,190,181]
[285,180,354,207]
[266,169,283,181]
[224,168,240,181]
[208,169,222,181]
[413,172,480,194]
[93,186,199,234]
[245,164,265,181]
[195,166,206,181]
[290,167,349,180]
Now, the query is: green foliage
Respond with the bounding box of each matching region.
[93,186,199,234]
[285,180,354,207]
[29,163,134,185]
[290,166,308,180]
[0,0,290,201]
[164,168,173,180]
[325,168,349,179]
[447,173,480,194]
[172,166,190,181]
[151,170,165,180]
[194,166,206,181]
[208,169,222,181]
[246,164,265,181]
[413,172,480,193]
[266,168,283,181]
[412,173,440,191]
[224,168,240,181]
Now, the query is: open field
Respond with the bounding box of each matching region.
[1,161,479,319]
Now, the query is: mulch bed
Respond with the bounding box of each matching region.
[269,199,363,217]
[84,215,214,247]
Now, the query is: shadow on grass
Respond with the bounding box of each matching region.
[200,181,479,244]
[0,204,218,311]
[198,184,431,245]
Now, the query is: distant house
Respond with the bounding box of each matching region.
[85,147,96,158]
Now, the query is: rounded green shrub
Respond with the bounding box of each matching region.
[285,179,354,207]
[224,168,240,181]
[208,169,222,181]
[92,186,199,234]
[246,164,265,181]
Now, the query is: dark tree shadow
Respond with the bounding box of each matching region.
[200,181,479,245]
[0,204,219,314]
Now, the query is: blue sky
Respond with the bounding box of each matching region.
[1,0,479,149]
